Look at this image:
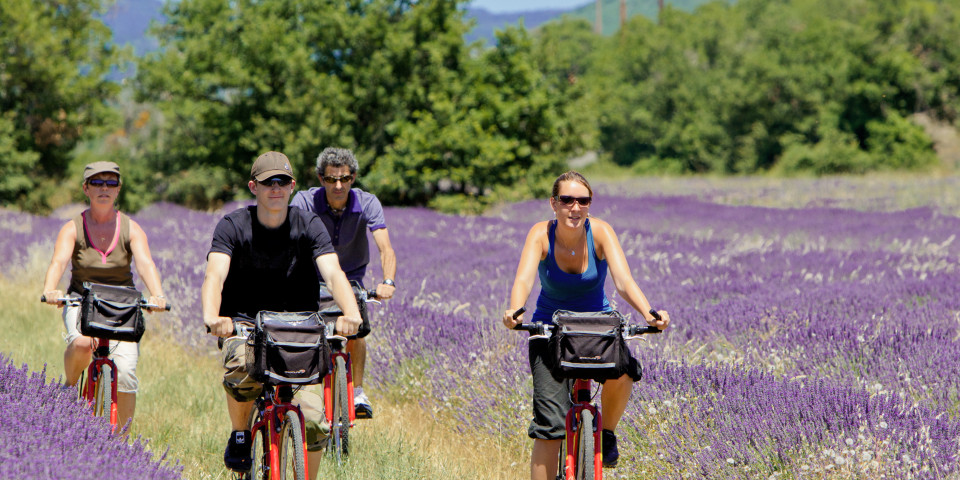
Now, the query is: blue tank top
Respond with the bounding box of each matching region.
[533,219,610,324]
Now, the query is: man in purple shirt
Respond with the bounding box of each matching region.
[290,147,397,419]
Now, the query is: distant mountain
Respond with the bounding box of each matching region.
[464,6,582,45]
[99,0,720,58]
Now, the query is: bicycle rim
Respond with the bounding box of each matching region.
[279,410,306,480]
[329,355,350,464]
[246,412,269,480]
[94,365,113,423]
[576,410,595,480]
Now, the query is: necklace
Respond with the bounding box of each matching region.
[554,229,584,256]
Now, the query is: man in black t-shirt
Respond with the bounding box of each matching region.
[202,151,362,475]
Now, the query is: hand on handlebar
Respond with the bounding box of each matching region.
[647,309,670,330]
[42,290,66,307]
[374,282,395,300]
[335,315,362,337]
[205,315,234,338]
[146,295,167,313]
[502,307,525,329]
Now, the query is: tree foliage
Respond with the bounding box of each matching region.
[568,0,956,174]
[0,0,124,212]
[135,0,568,210]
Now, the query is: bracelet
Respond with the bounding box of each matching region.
[156,295,166,299]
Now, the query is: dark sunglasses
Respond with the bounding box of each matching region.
[258,176,293,187]
[555,195,592,207]
[87,179,120,188]
[322,174,355,184]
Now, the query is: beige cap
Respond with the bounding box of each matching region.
[83,161,121,181]
[251,151,295,181]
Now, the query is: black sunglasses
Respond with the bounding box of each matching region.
[258,176,293,187]
[555,195,592,207]
[322,174,355,184]
[87,179,120,188]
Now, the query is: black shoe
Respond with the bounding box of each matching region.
[224,430,252,472]
[601,429,619,468]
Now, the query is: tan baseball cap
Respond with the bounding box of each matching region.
[251,151,295,182]
[83,161,121,181]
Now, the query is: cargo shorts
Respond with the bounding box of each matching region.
[63,300,139,393]
[221,334,330,451]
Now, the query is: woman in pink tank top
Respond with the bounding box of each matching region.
[40,161,167,429]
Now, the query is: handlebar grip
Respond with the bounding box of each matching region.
[512,307,526,319]
[366,289,379,299]
[40,295,46,303]
[649,308,662,321]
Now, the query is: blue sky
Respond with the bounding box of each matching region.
[468,0,591,13]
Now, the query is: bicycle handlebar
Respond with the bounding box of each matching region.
[40,296,171,311]
[512,308,665,338]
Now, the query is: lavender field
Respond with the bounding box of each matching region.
[2,175,959,479]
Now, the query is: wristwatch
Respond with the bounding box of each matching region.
[382,279,395,287]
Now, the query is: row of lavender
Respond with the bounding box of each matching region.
[366,196,960,478]
[0,355,181,479]
[2,187,958,477]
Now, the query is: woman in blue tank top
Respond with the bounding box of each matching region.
[502,171,670,480]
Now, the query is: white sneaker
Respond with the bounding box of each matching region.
[354,390,373,419]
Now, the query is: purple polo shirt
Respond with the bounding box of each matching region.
[290,187,387,282]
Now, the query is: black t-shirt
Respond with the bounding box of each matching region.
[209,206,335,318]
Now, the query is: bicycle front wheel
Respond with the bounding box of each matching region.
[279,410,306,480]
[93,364,115,427]
[574,410,596,480]
[328,355,350,464]
[246,411,269,480]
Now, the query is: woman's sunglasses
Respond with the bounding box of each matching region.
[555,195,592,207]
[87,179,120,188]
[322,174,355,184]
[258,176,293,187]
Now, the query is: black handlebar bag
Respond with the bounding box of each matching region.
[79,282,145,342]
[548,310,631,381]
[247,311,330,386]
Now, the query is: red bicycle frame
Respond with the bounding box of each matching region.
[322,350,355,425]
[81,337,119,430]
[563,378,603,480]
[250,386,310,479]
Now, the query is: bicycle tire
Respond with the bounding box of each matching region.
[329,355,350,464]
[279,410,306,480]
[575,410,596,480]
[245,411,269,480]
[94,364,113,424]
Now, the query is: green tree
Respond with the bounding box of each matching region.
[0,0,125,212]
[136,0,568,210]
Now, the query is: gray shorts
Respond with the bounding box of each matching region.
[221,335,329,451]
[63,300,139,393]
[526,337,641,440]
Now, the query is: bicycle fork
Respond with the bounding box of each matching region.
[322,352,355,425]
[83,346,118,431]
[563,381,602,480]
[255,398,310,479]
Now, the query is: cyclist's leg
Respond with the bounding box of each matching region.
[348,299,373,417]
[293,386,329,479]
[599,374,631,431]
[528,338,571,480]
[61,302,93,386]
[111,339,139,429]
[221,333,261,471]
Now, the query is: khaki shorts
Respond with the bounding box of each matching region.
[63,301,139,393]
[221,335,330,451]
